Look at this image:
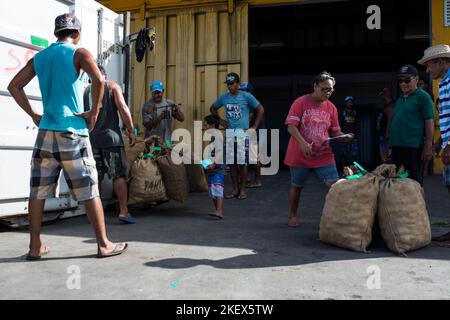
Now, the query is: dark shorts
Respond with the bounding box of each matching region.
[391,146,423,185]
[92,147,128,181]
[290,164,340,188]
[30,130,99,202]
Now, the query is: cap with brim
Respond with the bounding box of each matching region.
[54,13,81,35]
[418,44,450,65]
[224,72,239,83]
[398,64,418,77]
[150,81,164,92]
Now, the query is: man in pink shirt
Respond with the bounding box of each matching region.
[285,72,354,227]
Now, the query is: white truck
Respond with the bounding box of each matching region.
[0,0,125,227]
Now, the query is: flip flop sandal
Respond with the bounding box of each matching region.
[26,246,50,261]
[237,194,248,200]
[247,183,262,188]
[97,243,128,258]
[225,193,238,199]
[208,214,223,220]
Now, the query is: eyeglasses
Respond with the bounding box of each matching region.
[398,78,412,84]
[318,86,334,93]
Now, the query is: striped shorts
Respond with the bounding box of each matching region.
[30,130,99,202]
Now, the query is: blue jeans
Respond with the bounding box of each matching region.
[290,164,340,188]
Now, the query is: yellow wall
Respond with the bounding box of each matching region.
[431,0,450,173]
[128,3,248,135]
[100,0,306,13]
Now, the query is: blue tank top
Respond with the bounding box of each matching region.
[34,42,88,135]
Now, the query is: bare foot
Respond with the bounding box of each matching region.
[27,245,50,260]
[288,216,299,228]
[97,242,128,258]
[209,212,224,220]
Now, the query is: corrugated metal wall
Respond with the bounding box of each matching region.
[129,3,248,135]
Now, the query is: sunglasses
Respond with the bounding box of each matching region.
[226,82,236,86]
[318,86,334,93]
[398,78,412,84]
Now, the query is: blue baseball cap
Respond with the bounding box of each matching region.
[150,81,164,92]
[344,96,354,102]
[239,82,253,93]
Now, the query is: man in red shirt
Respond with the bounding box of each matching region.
[285,72,354,227]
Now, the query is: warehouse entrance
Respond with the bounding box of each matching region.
[248,0,430,169]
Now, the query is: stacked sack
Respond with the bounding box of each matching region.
[126,134,208,206]
[319,163,431,255]
[128,136,169,205]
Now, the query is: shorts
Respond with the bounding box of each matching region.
[290,164,340,188]
[225,134,249,166]
[443,165,450,187]
[208,172,225,200]
[30,130,99,202]
[92,147,128,181]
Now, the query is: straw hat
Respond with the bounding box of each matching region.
[418,44,450,65]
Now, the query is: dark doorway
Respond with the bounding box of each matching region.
[249,0,430,169]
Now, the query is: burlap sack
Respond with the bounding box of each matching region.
[375,164,431,254]
[123,134,146,172]
[128,157,168,205]
[319,175,379,252]
[185,164,208,192]
[156,155,189,203]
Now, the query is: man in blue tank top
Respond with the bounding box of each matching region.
[7,13,128,260]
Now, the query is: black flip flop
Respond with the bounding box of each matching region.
[25,246,50,261]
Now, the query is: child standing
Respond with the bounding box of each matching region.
[203,115,226,219]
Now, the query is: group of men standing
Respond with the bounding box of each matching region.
[6,11,450,260]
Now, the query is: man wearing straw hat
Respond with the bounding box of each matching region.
[419,44,450,247]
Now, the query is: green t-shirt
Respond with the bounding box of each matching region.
[389,88,434,148]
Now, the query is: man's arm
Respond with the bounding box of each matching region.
[74,48,104,130]
[287,124,312,157]
[385,106,393,139]
[250,105,264,130]
[172,104,185,122]
[7,59,41,126]
[210,104,228,128]
[143,104,164,131]
[421,119,435,162]
[110,81,136,145]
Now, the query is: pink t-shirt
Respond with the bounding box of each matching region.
[284,94,341,168]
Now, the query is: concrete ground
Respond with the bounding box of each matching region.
[0,169,449,300]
